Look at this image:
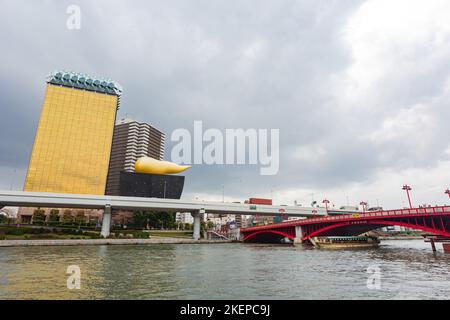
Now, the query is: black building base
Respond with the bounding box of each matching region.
[119,172,185,199]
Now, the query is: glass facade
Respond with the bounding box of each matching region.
[24,84,118,195]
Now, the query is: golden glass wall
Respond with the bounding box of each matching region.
[24,84,118,195]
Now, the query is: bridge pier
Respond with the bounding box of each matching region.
[293,226,304,244]
[192,209,205,240]
[100,205,112,238]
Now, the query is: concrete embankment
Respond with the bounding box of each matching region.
[378,236,423,240]
[0,237,235,247]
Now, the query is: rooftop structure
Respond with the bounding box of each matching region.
[47,70,123,97]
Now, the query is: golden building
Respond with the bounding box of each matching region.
[24,71,122,195]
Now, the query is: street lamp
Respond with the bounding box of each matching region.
[402,185,413,209]
[445,189,450,199]
[360,201,368,213]
[322,199,330,216]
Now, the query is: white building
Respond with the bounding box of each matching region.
[175,212,194,224]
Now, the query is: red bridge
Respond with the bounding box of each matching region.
[241,206,450,243]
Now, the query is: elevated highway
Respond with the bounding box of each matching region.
[0,190,354,239]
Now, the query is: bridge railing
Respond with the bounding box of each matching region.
[304,206,450,223]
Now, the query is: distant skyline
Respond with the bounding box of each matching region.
[0,0,449,208]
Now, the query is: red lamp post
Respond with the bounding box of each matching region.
[322,199,330,216]
[402,185,413,209]
[445,189,450,199]
[360,201,367,213]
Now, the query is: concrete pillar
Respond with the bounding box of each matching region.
[294,225,303,244]
[192,209,205,240]
[101,205,112,238]
[236,228,241,241]
[430,238,437,252]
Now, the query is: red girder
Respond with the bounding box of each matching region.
[299,219,450,241]
[240,206,450,243]
[243,229,296,242]
[374,220,450,238]
[300,221,352,240]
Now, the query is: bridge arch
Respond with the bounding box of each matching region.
[301,219,450,241]
[243,230,295,243]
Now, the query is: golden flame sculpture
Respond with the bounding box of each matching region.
[135,157,191,175]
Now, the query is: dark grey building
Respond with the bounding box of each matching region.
[106,118,165,195]
[119,172,185,199]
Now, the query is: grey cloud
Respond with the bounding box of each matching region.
[0,0,448,204]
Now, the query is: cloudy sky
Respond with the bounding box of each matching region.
[0,0,449,209]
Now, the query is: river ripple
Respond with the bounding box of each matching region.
[0,240,449,299]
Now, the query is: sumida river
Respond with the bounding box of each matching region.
[1,240,449,299]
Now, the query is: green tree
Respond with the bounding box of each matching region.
[132,210,149,229]
[75,210,86,226]
[176,222,184,230]
[146,212,160,228]
[132,211,176,230]
[0,214,7,224]
[206,220,215,230]
[152,212,176,229]
[32,209,46,225]
[48,209,60,225]
[200,221,206,237]
[62,210,74,225]
[89,216,99,228]
[164,212,176,229]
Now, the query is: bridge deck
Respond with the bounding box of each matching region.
[0,190,335,217]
